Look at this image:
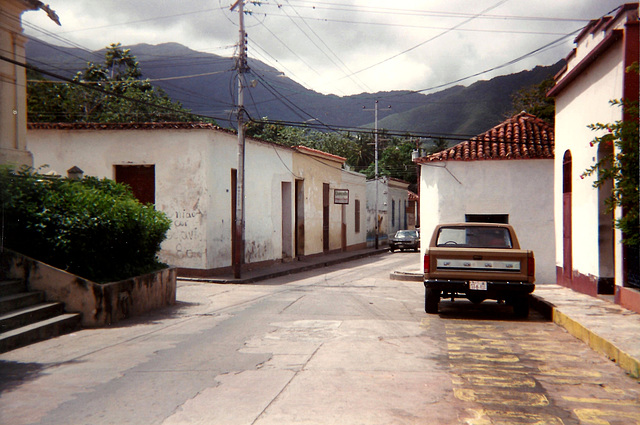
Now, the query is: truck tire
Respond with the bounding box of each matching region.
[425,288,440,314]
[513,296,530,318]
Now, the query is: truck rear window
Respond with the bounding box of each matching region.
[436,226,513,248]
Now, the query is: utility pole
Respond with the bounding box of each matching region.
[230,0,247,278]
[374,100,379,249]
[363,101,390,249]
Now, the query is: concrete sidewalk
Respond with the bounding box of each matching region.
[390,268,640,379]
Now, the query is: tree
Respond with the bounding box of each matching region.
[582,86,638,248]
[246,118,364,168]
[0,166,171,282]
[426,138,450,155]
[510,76,556,124]
[246,119,427,185]
[27,43,207,123]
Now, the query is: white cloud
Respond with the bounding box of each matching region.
[22,0,628,96]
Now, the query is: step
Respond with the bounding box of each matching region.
[0,291,44,314]
[0,279,26,297]
[0,302,65,333]
[0,313,81,353]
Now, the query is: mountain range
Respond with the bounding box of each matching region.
[25,39,563,138]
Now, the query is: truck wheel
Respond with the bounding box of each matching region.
[513,297,530,318]
[425,289,440,314]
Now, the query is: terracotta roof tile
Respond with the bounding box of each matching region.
[26,121,299,152]
[417,112,554,163]
[27,121,226,131]
[295,145,346,163]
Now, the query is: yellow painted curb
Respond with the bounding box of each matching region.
[552,309,640,379]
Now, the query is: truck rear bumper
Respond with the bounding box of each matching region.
[424,279,535,298]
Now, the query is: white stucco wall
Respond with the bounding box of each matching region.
[420,159,556,284]
[293,151,366,254]
[366,178,409,244]
[27,128,212,269]
[387,180,410,235]
[553,30,625,283]
[27,128,295,271]
[244,140,295,263]
[341,169,367,248]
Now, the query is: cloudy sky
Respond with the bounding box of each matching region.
[22,0,627,96]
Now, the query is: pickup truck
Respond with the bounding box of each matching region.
[423,223,535,317]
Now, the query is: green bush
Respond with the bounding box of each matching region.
[0,166,172,282]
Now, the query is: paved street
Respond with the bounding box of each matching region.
[1,252,639,424]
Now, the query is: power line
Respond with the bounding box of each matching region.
[411,28,580,95]
[281,0,592,23]
[252,12,572,37]
[11,49,547,146]
[279,0,370,94]
[254,18,322,77]
[335,0,511,82]
[1,54,234,125]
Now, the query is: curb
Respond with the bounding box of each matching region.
[181,249,388,284]
[389,271,422,281]
[532,295,640,379]
[394,271,640,378]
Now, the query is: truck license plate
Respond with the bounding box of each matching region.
[469,281,487,290]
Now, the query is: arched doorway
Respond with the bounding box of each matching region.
[562,151,573,285]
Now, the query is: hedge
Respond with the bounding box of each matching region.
[0,166,171,282]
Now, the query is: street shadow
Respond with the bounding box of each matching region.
[75,300,202,330]
[436,299,550,322]
[0,358,83,394]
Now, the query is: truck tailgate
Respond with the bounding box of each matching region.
[425,247,534,283]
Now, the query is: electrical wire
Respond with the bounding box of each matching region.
[1,54,234,125]
[411,28,581,95]
[279,1,592,23]
[279,0,370,94]
[254,18,321,77]
[335,0,511,82]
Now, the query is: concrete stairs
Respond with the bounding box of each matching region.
[0,278,81,353]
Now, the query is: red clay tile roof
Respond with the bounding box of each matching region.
[416,112,554,163]
[27,122,225,131]
[26,121,298,152]
[295,145,346,163]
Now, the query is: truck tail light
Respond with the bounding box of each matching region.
[528,256,535,278]
[424,253,430,273]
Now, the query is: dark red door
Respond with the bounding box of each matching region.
[562,151,572,284]
[323,183,329,252]
[115,165,155,205]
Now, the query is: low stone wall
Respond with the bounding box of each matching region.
[1,250,176,327]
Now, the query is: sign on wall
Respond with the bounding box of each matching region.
[334,189,349,204]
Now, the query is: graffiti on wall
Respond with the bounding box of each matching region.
[166,209,204,259]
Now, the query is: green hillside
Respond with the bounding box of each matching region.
[376,63,564,137]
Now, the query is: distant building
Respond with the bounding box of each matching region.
[415,112,556,284]
[366,177,410,244]
[407,190,419,230]
[547,3,639,311]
